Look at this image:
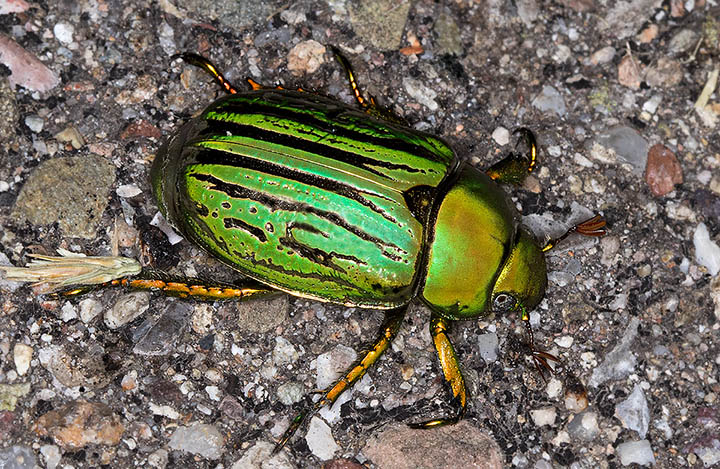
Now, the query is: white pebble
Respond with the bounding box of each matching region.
[554,336,574,348]
[694,222,720,276]
[492,127,510,146]
[13,343,33,376]
[53,22,74,45]
[116,184,142,198]
[616,440,656,466]
[25,115,44,133]
[530,406,556,426]
[305,416,339,460]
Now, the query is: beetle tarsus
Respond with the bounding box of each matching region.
[406,314,467,429]
[172,52,239,94]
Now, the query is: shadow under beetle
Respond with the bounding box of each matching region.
[1,46,606,451]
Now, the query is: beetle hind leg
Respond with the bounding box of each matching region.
[408,314,467,429]
[274,305,407,453]
[0,252,278,302]
[485,127,538,185]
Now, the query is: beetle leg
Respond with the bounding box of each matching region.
[486,127,538,185]
[100,272,277,301]
[0,252,277,301]
[330,46,408,125]
[541,214,606,252]
[408,314,466,429]
[274,305,407,453]
[172,52,239,94]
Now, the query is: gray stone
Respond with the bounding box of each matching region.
[12,156,116,238]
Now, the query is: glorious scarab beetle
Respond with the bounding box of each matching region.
[1,47,606,450]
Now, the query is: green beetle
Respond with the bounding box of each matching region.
[1,47,605,449]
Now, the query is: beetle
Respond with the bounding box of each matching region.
[1,46,605,450]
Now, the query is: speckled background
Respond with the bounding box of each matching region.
[1,1,719,468]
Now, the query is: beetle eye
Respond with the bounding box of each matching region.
[493,293,517,312]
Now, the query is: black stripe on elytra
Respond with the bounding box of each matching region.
[207,94,451,166]
[223,217,268,242]
[199,118,425,182]
[232,249,363,293]
[279,222,366,273]
[191,173,406,262]
[192,148,402,226]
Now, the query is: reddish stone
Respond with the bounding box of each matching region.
[0,33,59,92]
[618,54,641,90]
[557,0,595,12]
[120,119,162,139]
[34,400,125,449]
[645,144,683,197]
[323,459,365,469]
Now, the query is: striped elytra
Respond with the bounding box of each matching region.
[151,89,459,308]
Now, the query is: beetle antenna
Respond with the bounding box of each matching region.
[542,214,606,252]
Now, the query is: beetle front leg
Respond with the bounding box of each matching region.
[409,314,467,428]
[274,305,407,453]
[485,127,538,185]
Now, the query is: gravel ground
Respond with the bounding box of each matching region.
[1,1,720,468]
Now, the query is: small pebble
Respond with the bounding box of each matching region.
[615,385,650,438]
[168,423,224,460]
[79,298,102,323]
[53,23,74,45]
[530,407,556,426]
[567,411,600,441]
[105,292,150,329]
[13,343,32,376]
[287,40,326,76]
[306,416,339,460]
[694,223,720,276]
[316,345,357,389]
[492,127,510,146]
[531,85,566,116]
[273,337,299,366]
[642,95,662,114]
[277,381,304,406]
[403,77,438,111]
[24,115,43,132]
[588,46,615,65]
[60,302,77,322]
[116,184,142,198]
[40,444,61,469]
[644,144,683,197]
[594,126,648,175]
[616,440,656,466]
[589,318,639,387]
[477,332,499,362]
[554,336,574,348]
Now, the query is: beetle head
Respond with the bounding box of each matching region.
[490,227,547,315]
